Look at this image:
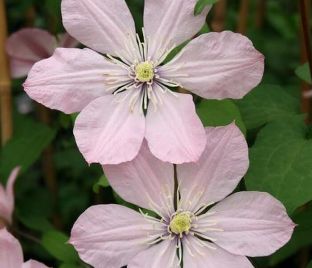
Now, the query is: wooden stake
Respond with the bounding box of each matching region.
[237,0,250,34]
[0,0,13,145]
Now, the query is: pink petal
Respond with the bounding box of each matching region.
[145,88,206,164]
[24,48,130,114]
[177,123,248,212]
[62,0,138,62]
[104,141,175,218]
[0,167,19,224]
[6,28,57,78]
[70,204,163,268]
[144,0,211,61]
[0,229,24,267]
[198,192,295,257]
[183,236,253,268]
[57,33,79,48]
[22,260,49,268]
[74,93,145,164]
[160,31,264,99]
[128,239,179,268]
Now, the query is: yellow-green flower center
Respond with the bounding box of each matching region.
[135,61,154,82]
[169,212,192,235]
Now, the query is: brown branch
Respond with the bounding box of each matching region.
[237,0,250,34]
[0,0,13,145]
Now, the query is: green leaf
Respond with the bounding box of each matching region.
[59,263,82,268]
[93,174,110,193]
[269,207,312,265]
[308,261,312,268]
[0,115,56,179]
[196,99,246,135]
[194,0,219,15]
[295,62,312,84]
[17,212,54,233]
[245,116,312,214]
[41,230,79,263]
[236,84,300,130]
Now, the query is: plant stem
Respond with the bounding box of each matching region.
[211,0,227,32]
[11,227,41,244]
[237,0,250,34]
[36,105,62,229]
[0,0,13,145]
[299,0,312,121]
[300,0,312,81]
[255,0,266,29]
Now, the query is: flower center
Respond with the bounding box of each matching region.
[169,212,192,235]
[135,61,154,83]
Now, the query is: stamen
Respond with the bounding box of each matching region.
[193,236,217,251]
[190,231,218,242]
[155,41,176,66]
[156,77,181,88]
[194,202,214,216]
[142,28,148,60]
[136,33,144,60]
[139,208,164,224]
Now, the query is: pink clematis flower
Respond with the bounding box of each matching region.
[0,167,19,228]
[0,228,49,268]
[6,28,78,78]
[24,0,264,165]
[70,124,294,268]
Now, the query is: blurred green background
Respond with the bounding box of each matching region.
[1,0,312,267]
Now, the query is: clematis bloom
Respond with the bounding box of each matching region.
[24,0,264,165]
[70,123,294,268]
[6,28,78,78]
[0,167,19,228]
[0,228,49,268]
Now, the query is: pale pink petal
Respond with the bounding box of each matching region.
[0,185,9,225]
[177,123,248,212]
[160,31,264,99]
[0,167,19,224]
[183,236,253,268]
[144,0,211,61]
[104,141,175,218]
[24,48,130,114]
[57,33,79,48]
[128,239,179,268]
[6,28,57,78]
[74,92,145,165]
[198,192,295,257]
[62,0,138,62]
[22,260,49,268]
[70,204,164,268]
[0,229,24,267]
[145,87,206,164]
